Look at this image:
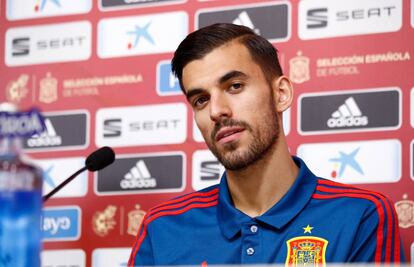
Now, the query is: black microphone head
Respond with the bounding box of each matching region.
[85,146,115,171]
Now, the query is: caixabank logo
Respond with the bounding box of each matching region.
[298,87,401,135]
[99,0,185,11]
[97,11,188,58]
[6,0,91,21]
[297,139,401,184]
[196,1,291,43]
[34,157,87,198]
[96,103,186,147]
[5,21,91,66]
[95,152,185,195]
[298,0,402,39]
[23,110,89,151]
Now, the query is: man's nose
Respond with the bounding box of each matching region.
[209,94,232,122]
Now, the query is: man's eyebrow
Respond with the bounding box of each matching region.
[185,71,247,101]
[219,70,248,84]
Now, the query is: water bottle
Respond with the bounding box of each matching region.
[0,103,45,267]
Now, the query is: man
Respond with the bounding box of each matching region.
[128,23,404,266]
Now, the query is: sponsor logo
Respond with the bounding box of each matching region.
[95,152,185,195]
[297,139,401,184]
[6,74,30,103]
[5,21,91,66]
[92,248,130,267]
[97,12,188,58]
[11,37,30,56]
[41,249,86,267]
[6,0,91,21]
[100,0,185,10]
[42,206,81,241]
[299,88,401,134]
[196,1,291,42]
[298,0,402,39]
[395,194,414,229]
[127,205,146,236]
[289,51,310,84]
[192,150,225,191]
[24,110,89,151]
[96,103,186,147]
[39,72,58,104]
[156,60,181,96]
[327,97,368,128]
[121,160,157,189]
[34,157,87,198]
[92,205,117,237]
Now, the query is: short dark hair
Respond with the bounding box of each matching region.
[171,23,283,93]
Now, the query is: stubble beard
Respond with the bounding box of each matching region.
[206,98,280,171]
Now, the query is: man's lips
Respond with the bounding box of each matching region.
[215,127,245,143]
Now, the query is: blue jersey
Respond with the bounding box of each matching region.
[128,157,404,266]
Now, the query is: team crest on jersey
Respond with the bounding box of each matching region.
[285,236,328,266]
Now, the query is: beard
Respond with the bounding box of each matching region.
[204,96,280,171]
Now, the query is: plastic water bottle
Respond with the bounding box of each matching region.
[0,103,45,267]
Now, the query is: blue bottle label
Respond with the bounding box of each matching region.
[0,109,45,138]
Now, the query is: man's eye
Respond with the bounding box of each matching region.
[230,83,243,90]
[194,96,209,107]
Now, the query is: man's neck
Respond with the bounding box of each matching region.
[225,142,298,218]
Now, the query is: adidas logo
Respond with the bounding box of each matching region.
[27,118,62,147]
[232,11,260,35]
[327,97,368,128]
[120,160,157,189]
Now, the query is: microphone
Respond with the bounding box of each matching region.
[42,146,115,202]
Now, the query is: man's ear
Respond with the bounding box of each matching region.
[272,76,294,112]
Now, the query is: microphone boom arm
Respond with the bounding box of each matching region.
[42,166,88,202]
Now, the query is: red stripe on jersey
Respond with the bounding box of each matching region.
[313,191,386,263]
[317,179,400,262]
[149,188,219,215]
[148,193,219,218]
[128,211,150,267]
[128,199,218,267]
[390,201,401,262]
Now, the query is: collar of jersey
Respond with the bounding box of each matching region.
[217,156,317,239]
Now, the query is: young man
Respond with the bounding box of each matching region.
[128,23,404,266]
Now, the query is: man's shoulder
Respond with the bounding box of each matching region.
[312,177,394,212]
[144,184,220,225]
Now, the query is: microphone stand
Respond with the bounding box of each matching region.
[42,166,88,202]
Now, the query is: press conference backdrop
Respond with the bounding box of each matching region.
[1,0,413,266]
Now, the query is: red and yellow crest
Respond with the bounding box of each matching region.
[285,236,328,266]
